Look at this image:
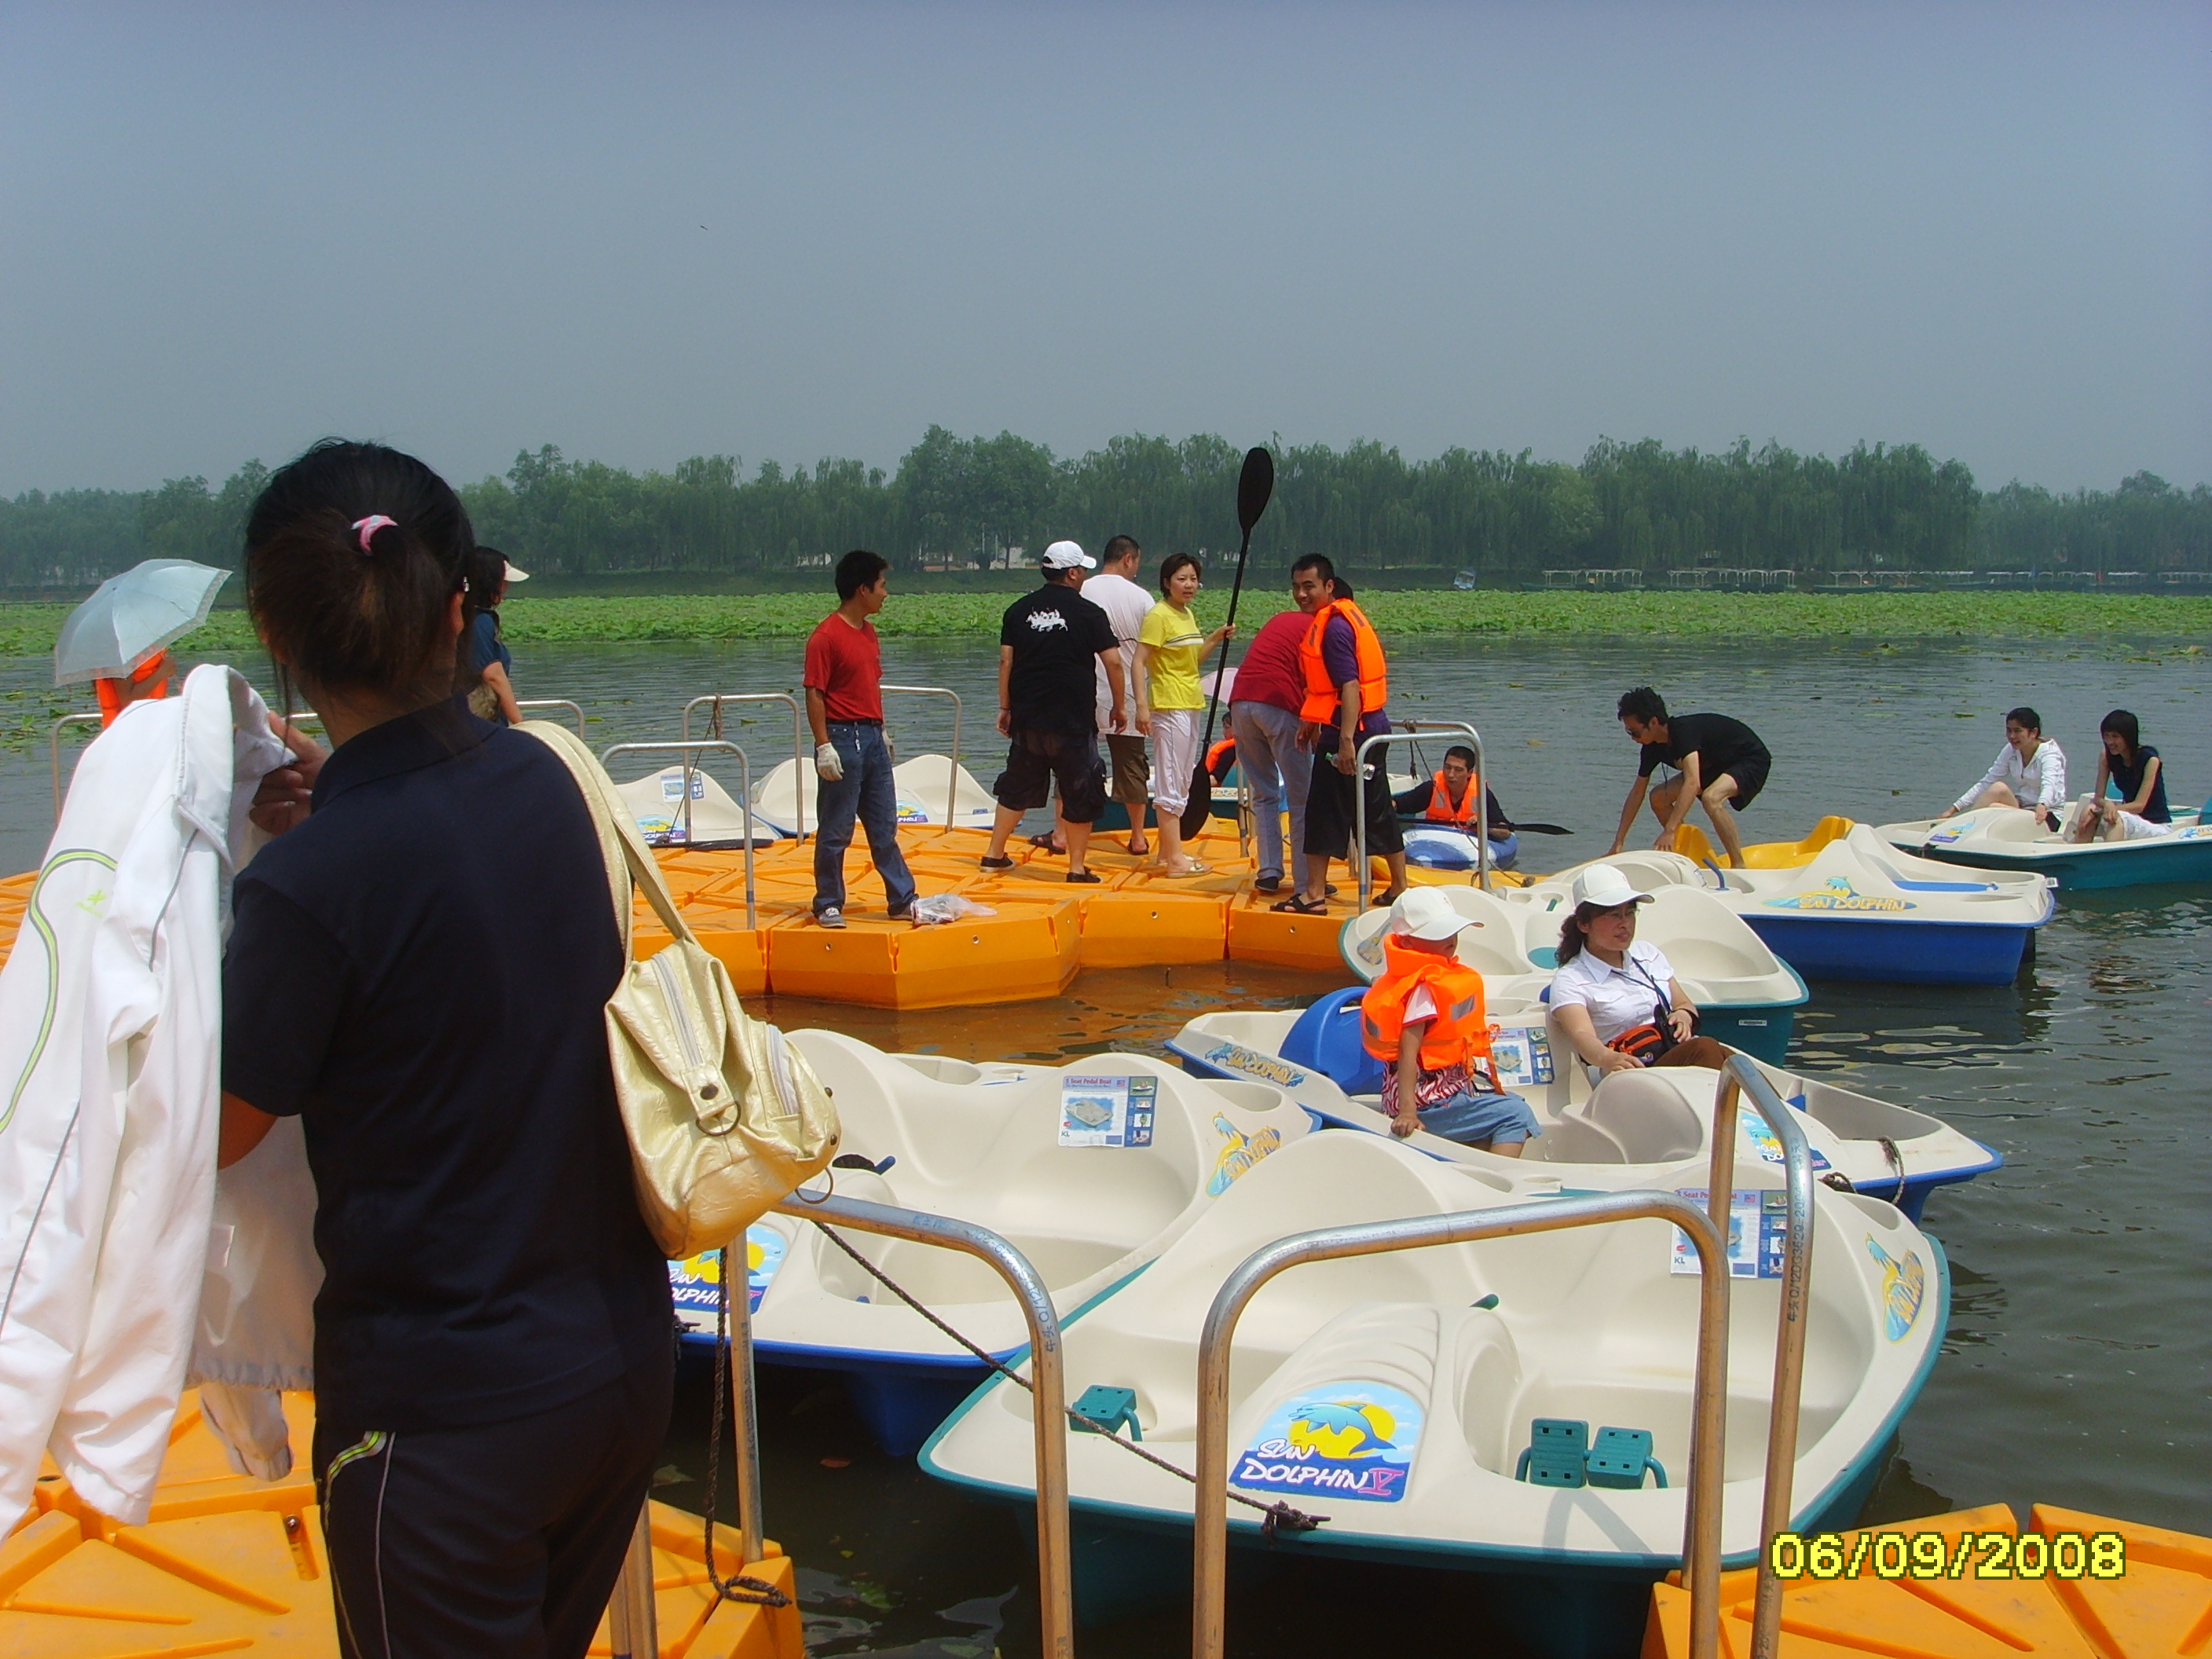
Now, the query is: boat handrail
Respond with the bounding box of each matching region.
[1711,1053,1818,1659]
[1189,1188,1736,1659]
[879,686,965,827]
[515,698,588,736]
[1354,720,1489,905]
[680,694,810,840]
[600,738,756,931]
[772,1190,1075,1659]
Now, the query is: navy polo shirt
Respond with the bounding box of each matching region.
[223,698,670,1432]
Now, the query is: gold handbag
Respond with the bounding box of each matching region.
[518,723,840,1257]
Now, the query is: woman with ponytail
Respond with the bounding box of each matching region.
[217,441,670,1658]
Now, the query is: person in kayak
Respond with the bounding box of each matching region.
[1939,705,2067,830]
[1610,686,1770,869]
[218,441,672,1659]
[1393,745,1512,841]
[1548,864,1730,1074]
[2068,708,2173,841]
[1360,888,1540,1153]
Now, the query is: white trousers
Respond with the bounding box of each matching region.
[1149,709,1202,815]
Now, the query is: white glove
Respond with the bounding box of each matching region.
[815,742,844,782]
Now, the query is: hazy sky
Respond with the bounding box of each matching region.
[3,2,2206,497]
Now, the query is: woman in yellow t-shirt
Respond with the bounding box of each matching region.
[1135,552,1233,876]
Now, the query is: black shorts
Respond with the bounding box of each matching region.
[1719,753,1769,811]
[995,729,1108,823]
[1304,753,1405,859]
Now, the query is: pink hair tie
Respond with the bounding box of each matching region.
[350,514,398,553]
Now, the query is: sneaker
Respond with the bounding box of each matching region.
[816,907,848,929]
[888,905,914,921]
[1254,874,1284,893]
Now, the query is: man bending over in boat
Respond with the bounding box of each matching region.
[1610,686,1770,869]
[1393,744,1513,840]
[2068,708,2172,842]
[1360,888,1540,1155]
[1939,705,2066,832]
[1548,865,1732,1075]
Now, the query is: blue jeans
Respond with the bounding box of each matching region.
[813,722,918,917]
[1419,1087,1540,1147]
[1229,700,1309,888]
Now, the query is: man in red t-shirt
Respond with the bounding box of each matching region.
[803,550,917,927]
[1226,580,1324,893]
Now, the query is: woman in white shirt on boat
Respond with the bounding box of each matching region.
[1942,705,2066,827]
[1547,865,1731,1075]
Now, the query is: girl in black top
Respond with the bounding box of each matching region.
[219,441,670,1659]
[2071,709,2173,841]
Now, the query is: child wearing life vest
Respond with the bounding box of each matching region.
[1359,888,1541,1155]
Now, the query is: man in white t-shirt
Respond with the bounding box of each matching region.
[1059,533,1153,855]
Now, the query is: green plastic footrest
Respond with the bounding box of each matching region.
[1071,1385,1141,1441]
[1514,1417,1588,1487]
[1586,1425,1663,1489]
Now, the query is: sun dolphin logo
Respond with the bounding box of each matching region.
[1232,1385,1422,1503]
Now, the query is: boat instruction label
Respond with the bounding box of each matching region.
[1488,1025,1555,1088]
[1232,1382,1423,1503]
[1670,1188,1789,1279]
[667,1225,788,1333]
[661,771,708,802]
[1058,1075,1156,1148]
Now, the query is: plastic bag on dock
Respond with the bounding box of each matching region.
[909,894,997,926]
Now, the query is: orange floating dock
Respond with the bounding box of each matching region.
[0,821,1517,1006]
[1645,1502,2212,1659]
[2,1391,803,1658]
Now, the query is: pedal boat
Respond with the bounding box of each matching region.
[749,751,999,835]
[668,1035,1310,1453]
[1878,801,2212,892]
[1543,825,2055,986]
[614,762,780,848]
[1339,882,1807,1060]
[1166,989,1998,1221]
[921,1130,1947,1657]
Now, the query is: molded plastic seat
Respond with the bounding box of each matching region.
[1281,988,1388,1096]
[1576,1070,1704,1162]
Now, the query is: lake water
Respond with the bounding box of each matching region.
[5,629,2205,1657]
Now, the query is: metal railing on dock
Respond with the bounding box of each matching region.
[880,685,966,826]
[600,738,756,929]
[1353,720,1491,903]
[682,694,809,839]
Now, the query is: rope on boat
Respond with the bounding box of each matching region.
[805,1221,1328,1540]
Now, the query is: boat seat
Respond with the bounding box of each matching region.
[1514,1418,1588,1487]
[1585,1426,1667,1490]
[1281,988,1387,1097]
[1574,1071,1703,1162]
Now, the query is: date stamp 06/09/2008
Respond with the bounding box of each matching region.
[1767,1530,2127,1582]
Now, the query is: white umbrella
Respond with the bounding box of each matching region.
[53,559,232,687]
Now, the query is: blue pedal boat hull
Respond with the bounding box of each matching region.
[1740,913,2034,986]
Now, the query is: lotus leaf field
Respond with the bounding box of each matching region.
[1,589,2207,661]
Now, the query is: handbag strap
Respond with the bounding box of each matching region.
[515,722,700,950]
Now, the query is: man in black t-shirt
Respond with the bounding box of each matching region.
[980,541,1126,881]
[1608,685,1772,868]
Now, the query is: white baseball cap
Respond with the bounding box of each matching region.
[1571,863,1653,910]
[1041,540,1095,570]
[1387,887,1477,941]
[502,560,529,583]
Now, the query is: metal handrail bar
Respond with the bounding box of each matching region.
[599,739,756,931]
[681,694,808,840]
[49,713,104,821]
[773,1191,1072,1659]
[879,686,964,827]
[606,1502,657,1658]
[515,698,588,736]
[1191,1190,1734,1659]
[1355,720,1488,906]
[1710,1054,1818,1659]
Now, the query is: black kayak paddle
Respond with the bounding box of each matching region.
[1180,446,1275,840]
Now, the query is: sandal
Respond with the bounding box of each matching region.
[980,855,1015,871]
[1269,893,1329,914]
[1028,833,1064,852]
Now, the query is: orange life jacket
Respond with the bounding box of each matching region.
[1298,599,1388,726]
[1423,771,1478,825]
[1360,936,1495,1071]
[93,651,173,727]
[1206,737,1238,778]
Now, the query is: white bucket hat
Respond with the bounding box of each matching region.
[1040,540,1095,570]
[1387,887,1475,941]
[502,560,529,583]
[1571,863,1653,910]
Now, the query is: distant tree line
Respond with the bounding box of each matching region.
[5,429,2207,588]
